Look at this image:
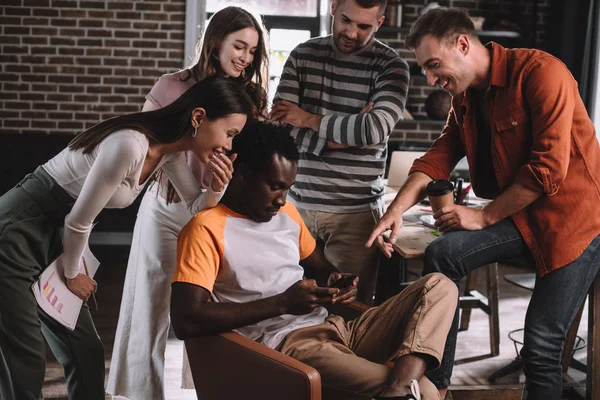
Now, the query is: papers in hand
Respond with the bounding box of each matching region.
[31,245,99,331]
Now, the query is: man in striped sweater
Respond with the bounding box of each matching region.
[271,0,409,304]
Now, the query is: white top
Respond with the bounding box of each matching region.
[43,129,224,278]
[174,203,327,349]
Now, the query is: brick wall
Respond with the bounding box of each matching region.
[379,0,549,149]
[0,0,186,136]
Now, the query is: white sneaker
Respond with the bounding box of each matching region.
[409,379,421,400]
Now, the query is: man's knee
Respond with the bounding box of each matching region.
[422,237,461,279]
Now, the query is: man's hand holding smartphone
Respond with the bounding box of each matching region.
[327,273,359,304]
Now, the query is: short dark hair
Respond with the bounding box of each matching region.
[232,121,299,173]
[405,7,477,49]
[338,0,388,16]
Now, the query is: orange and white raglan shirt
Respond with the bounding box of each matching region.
[173,202,328,349]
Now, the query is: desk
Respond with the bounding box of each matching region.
[385,206,501,357]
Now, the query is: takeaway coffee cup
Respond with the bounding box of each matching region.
[426,180,455,213]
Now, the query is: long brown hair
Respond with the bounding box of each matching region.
[183,6,269,117]
[68,77,252,153]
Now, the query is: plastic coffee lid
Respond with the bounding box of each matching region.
[426,180,454,196]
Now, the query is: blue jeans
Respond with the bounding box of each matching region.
[421,218,600,400]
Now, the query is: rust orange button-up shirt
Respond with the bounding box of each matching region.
[410,42,600,276]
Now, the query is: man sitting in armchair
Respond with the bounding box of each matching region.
[170,122,458,400]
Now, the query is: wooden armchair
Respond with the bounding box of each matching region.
[184,302,372,400]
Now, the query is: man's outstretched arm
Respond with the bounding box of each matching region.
[170,280,338,340]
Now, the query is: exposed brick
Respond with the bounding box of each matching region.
[158,60,182,69]
[115,30,140,38]
[32,65,58,73]
[87,67,112,75]
[0,36,20,45]
[108,2,135,10]
[169,13,185,22]
[58,47,84,55]
[103,58,129,66]
[133,21,159,30]
[169,31,184,41]
[159,41,182,50]
[60,103,86,111]
[129,77,156,86]
[5,102,32,110]
[48,57,74,64]
[88,10,114,19]
[50,37,75,46]
[86,86,111,94]
[75,57,99,65]
[87,29,112,37]
[104,39,131,47]
[31,83,58,92]
[86,48,111,56]
[0,110,20,118]
[58,85,85,93]
[113,68,140,76]
[75,112,100,120]
[0,17,22,25]
[49,75,75,83]
[33,8,59,17]
[34,120,58,129]
[31,46,57,55]
[160,23,184,31]
[20,92,45,101]
[23,36,49,45]
[80,1,106,9]
[52,0,78,8]
[2,93,19,100]
[22,74,47,82]
[132,40,158,49]
[47,94,72,102]
[4,26,31,35]
[162,3,185,12]
[106,20,132,29]
[25,0,51,6]
[103,77,128,85]
[6,64,31,73]
[59,28,85,36]
[21,55,47,64]
[59,66,85,74]
[114,86,139,94]
[142,12,169,21]
[3,46,28,54]
[5,7,31,16]
[31,26,57,35]
[74,94,99,102]
[60,9,87,18]
[77,38,103,46]
[0,55,20,63]
[116,11,140,19]
[5,119,31,128]
[135,2,161,11]
[113,49,138,57]
[23,17,50,25]
[76,75,101,84]
[79,19,104,27]
[59,120,84,130]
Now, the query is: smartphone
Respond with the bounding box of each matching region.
[328,275,357,289]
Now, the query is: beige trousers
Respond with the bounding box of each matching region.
[298,208,381,305]
[277,273,457,399]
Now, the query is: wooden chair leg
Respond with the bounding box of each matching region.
[562,300,585,374]
[459,269,480,331]
[487,263,500,357]
[587,275,600,400]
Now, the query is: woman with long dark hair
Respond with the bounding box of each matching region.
[0,77,251,400]
[107,6,270,400]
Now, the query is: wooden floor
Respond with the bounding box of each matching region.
[39,245,589,399]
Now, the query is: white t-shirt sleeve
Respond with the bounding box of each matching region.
[161,152,225,215]
[62,135,144,278]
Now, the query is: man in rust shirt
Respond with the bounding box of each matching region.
[367,7,600,400]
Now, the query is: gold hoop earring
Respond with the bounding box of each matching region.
[192,126,198,138]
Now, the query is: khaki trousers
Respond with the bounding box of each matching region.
[277,273,457,399]
[298,208,381,305]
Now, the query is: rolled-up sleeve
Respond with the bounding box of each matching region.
[514,56,576,196]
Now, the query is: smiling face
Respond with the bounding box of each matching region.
[217,27,259,78]
[415,34,474,97]
[241,154,297,223]
[191,112,247,163]
[331,0,384,54]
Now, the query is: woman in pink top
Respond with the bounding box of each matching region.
[107,7,269,400]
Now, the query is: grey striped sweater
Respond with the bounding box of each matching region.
[274,35,409,213]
